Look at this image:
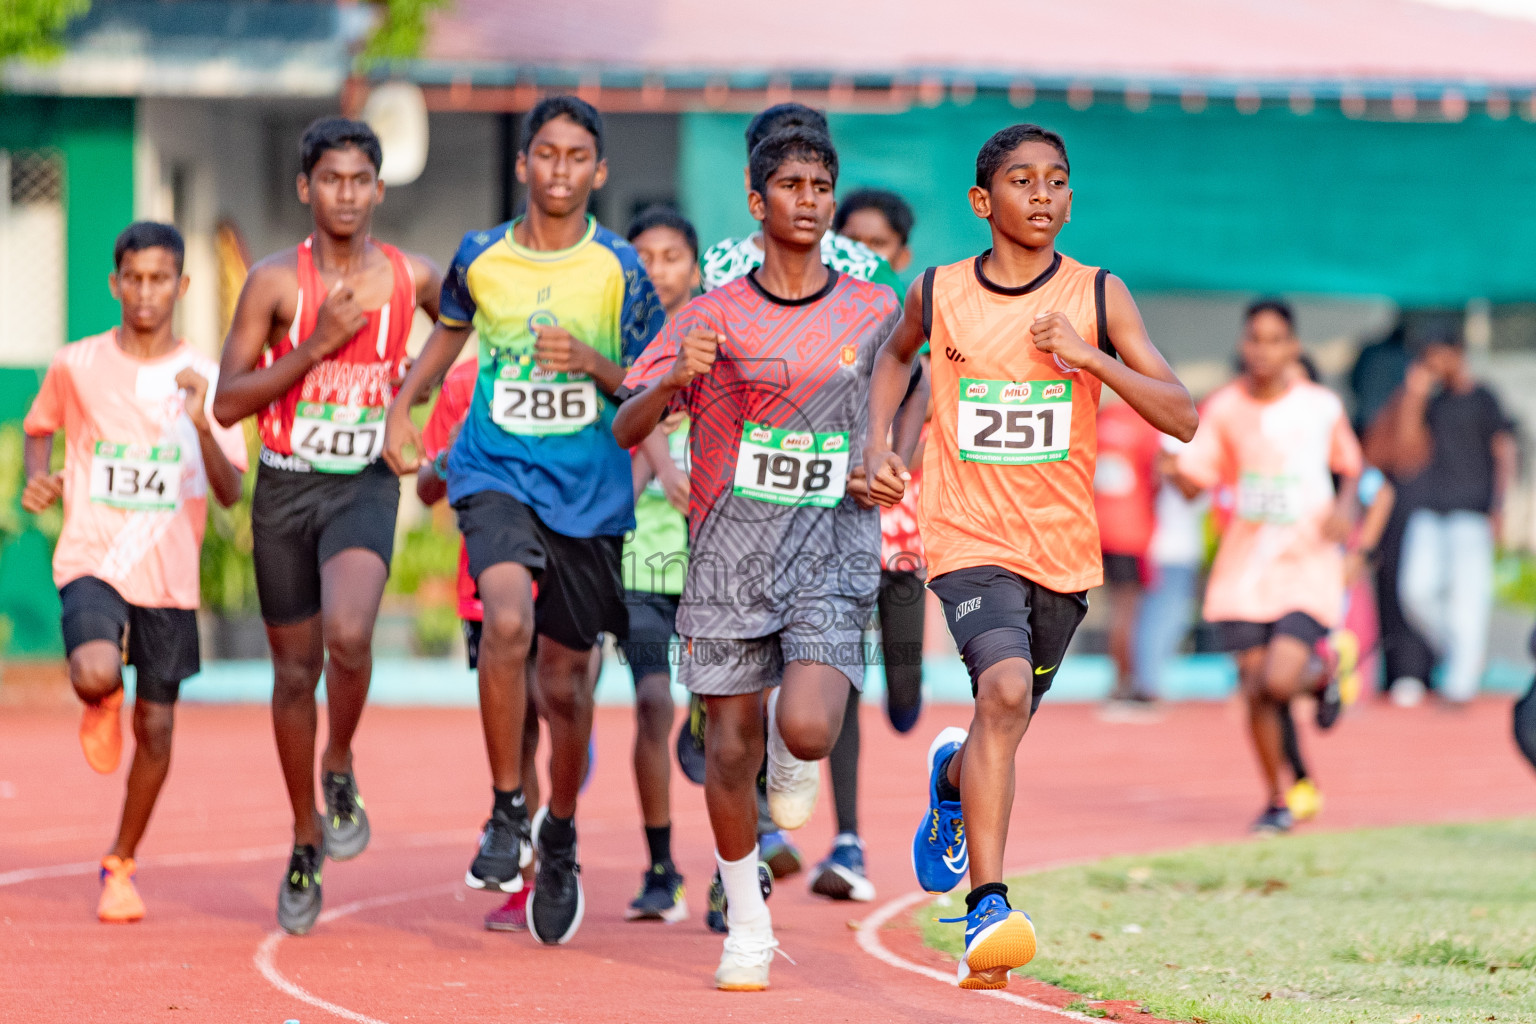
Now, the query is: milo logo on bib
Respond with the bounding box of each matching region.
[956,378,1072,465]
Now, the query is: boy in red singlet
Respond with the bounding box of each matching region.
[865,124,1197,990]
[214,118,441,935]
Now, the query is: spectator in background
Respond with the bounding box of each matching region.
[1094,392,1163,712]
[832,188,914,274]
[1133,436,1209,704]
[1366,331,1517,705]
[1351,320,1434,697]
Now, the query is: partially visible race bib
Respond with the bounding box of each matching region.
[293,402,386,474]
[956,378,1071,465]
[491,363,598,436]
[1236,472,1302,524]
[89,441,182,511]
[733,421,849,508]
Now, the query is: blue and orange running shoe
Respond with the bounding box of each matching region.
[913,726,968,894]
[944,892,1037,990]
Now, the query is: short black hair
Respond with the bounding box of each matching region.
[1245,297,1296,331]
[113,221,185,274]
[300,117,383,177]
[523,95,605,159]
[975,124,1070,189]
[626,205,698,258]
[749,127,839,196]
[833,188,915,246]
[745,103,829,157]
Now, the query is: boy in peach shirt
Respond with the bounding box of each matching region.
[1173,299,1361,833]
[23,223,246,921]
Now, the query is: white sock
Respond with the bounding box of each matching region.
[717,846,771,935]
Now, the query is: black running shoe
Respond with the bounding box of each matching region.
[277,832,325,936]
[321,770,370,862]
[704,861,773,934]
[676,694,707,785]
[1251,805,1294,835]
[465,806,531,893]
[625,863,688,923]
[528,810,584,945]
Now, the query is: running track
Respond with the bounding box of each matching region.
[2,697,1532,1023]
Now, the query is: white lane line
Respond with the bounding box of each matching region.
[855,887,1098,1021]
[0,831,475,888]
[254,882,458,1024]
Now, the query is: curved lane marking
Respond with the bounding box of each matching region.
[855,886,1098,1021]
[254,882,459,1024]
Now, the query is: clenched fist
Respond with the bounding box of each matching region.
[311,279,368,355]
[22,472,64,514]
[176,367,211,433]
[664,328,720,389]
[534,325,594,375]
[1029,312,1094,370]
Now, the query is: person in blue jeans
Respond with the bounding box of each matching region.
[1366,331,1516,704]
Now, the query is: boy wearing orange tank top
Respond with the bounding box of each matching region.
[866,124,1197,990]
[214,118,441,936]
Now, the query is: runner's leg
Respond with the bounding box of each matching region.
[774,660,850,762]
[826,684,861,835]
[476,563,536,790]
[705,693,766,862]
[943,658,1033,887]
[109,698,174,859]
[534,634,599,819]
[878,569,925,731]
[269,617,326,847]
[318,548,389,775]
[633,668,674,829]
[68,641,122,704]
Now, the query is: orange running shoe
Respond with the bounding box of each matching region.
[98,855,145,923]
[79,688,124,774]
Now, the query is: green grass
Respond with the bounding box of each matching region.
[921,820,1536,1024]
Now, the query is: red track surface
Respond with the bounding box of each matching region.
[2,696,1532,1023]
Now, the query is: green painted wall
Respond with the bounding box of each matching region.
[0,97,133,657]
[0,95,136,340]
[682,97,1536,305]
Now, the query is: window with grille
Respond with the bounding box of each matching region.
[0,150,66,366]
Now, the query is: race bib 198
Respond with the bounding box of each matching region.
[293,403,385,474]
[957,378,1071,465]
[491,363,598,436]
[89,442,182,511]
[733,421,849,508]
[1236,472,1302,524]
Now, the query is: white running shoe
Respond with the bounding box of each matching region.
[714,930,781,991]
[765,688,819,830]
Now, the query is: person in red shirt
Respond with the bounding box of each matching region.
[1093,392,1163,708]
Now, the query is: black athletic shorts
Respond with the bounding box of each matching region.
[59,576,199,704]
[1209,612,1328,653]
[928,564,1088,704]
[619,589,679,682]
[1102,552,1142,586]
[453,489,627,651]
[251,456,400,626]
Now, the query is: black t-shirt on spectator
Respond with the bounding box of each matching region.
[1396,383,1513,515]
